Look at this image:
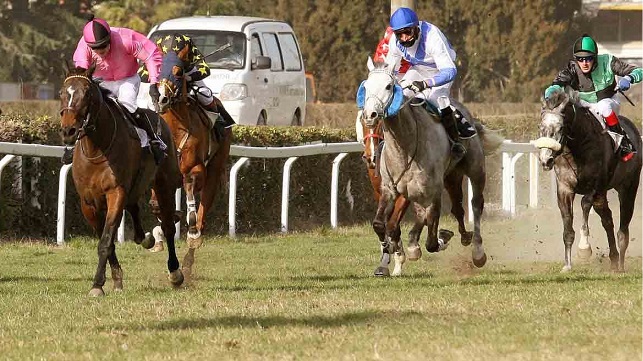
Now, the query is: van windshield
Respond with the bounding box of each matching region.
[150,30,246,70]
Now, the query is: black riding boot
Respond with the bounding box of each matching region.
[61,146,74,165]
[130,109,166,165]
[608,123,636,162]
[453,108,477,139]
[440,106,466,163]
[206,98,236,128]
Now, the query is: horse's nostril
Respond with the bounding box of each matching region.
[370,112,378,119]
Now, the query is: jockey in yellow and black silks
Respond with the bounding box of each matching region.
[139,33,235,127]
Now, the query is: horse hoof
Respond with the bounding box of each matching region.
[461,231,473,246]
[148,242,164,253]
[560,265,572,273]
[374,267,390,277]
[472,252,487,268]
[438,229,455,242]
[187,229,201,240]
[88,288,105,297]
[577,247,592,260]
[169,270,184,287]
[187,237,203,249]
[407,246,422,261]
[140,232,155,249]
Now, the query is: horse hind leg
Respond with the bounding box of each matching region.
[616,178,639,272]
[445,172,473,246]
[154,174,184,287]
[126,203,155,249]
[468,175,487,268]
[577,194,594,261]
[591,193,619,272]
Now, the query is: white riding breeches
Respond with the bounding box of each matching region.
[594,96,621,117]
[399,67,452,110]
[192,79,214,106]
[98,74,140,113]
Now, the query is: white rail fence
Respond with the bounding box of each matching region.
[0,140,543,245]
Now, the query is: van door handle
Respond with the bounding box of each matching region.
[263,78,268,83]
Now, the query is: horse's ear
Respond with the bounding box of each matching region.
[367,56,375,71]
[62,59,70,75]
[87,62,96,78]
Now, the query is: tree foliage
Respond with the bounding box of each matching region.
[1,0,589,102]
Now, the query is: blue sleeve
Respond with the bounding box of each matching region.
[428,67,457,87]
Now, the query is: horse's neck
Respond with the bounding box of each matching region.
[382,106,427,151]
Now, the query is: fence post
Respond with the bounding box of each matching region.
[56,164,73,245]
[330,153,349,228]
[228,157,249,238]
[281,157,298,233]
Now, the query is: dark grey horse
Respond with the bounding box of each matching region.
[533,89,642,272]
[360,60,503,276]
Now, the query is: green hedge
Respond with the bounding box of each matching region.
[0,112,374,240]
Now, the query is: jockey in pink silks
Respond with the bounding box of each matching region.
[64,15,165,165]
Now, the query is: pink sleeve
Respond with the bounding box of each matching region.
[122,29,162,83]
[72,38,92,69]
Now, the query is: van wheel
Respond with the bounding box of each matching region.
[257,111,267,126]
[290,109,302,126]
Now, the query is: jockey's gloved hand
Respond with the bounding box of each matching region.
[618,76,632,91]
[149,83,160,103]
[409,80,429,93]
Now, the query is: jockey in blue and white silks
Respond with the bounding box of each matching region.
[384,19,456,105]
[383,7,476,162]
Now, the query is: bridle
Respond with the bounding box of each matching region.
[60,74,117,161]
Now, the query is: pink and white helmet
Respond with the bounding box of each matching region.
[83,15,111,49]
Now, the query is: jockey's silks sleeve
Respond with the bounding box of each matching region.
[139,34,211,83]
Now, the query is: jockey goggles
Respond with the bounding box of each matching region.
[394,27,415,37]
[575,55,594,63]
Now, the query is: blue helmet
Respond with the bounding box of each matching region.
[390,7,419,31]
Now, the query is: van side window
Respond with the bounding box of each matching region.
[261,33,284,71]
[250,33,263,59]
[277,33,302,71]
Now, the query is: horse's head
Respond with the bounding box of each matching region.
[533,89,574,170]
[358,58,405,129]
[59,62,100,145]
[157,50,187,113]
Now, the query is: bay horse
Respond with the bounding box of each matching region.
[154,50,232,272]
[59,64,183,296]
[359,60,503,276]
[533,89,642,272]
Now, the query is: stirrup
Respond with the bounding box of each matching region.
[148,141,166,165]
[451,142,466,163]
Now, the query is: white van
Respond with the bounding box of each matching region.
[137,16,307,126]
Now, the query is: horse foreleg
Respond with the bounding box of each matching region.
[407,203,425,261]
[373,193,395,277]
[184,165,205,243]
[592,193,619,272]
[577,194,594,260]
[557,188,576,273]
[89,189,125,297]
[388,196,410,276]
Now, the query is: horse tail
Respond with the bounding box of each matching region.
[473,120,504,156]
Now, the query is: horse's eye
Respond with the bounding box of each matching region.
[385,84,392,90]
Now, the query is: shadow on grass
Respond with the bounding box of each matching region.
[104,309,423,331]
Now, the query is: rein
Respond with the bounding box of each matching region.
[384,111,420,192]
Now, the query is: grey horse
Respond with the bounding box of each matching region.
[360,60,503,276]
[533,89,642,272]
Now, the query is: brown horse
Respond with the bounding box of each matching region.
[154,51,232,272]
[59,64,183,296]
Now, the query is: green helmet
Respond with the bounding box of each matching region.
[573,35,598,57]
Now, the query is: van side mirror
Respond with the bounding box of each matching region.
[251,56,271,70]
